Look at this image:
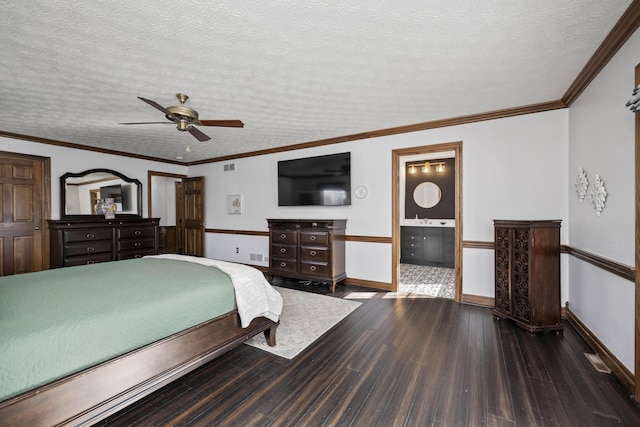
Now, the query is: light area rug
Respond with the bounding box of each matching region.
[244,286,361,359]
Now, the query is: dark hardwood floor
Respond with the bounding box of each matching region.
[100,283,640,426]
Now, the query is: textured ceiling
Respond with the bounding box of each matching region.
[0,1,632,164]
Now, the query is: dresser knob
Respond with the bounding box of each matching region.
[310,236,316,241]
[280,248,286,253]
[280,262,286,267]
[309,265,317,271]
[310,250,317,256]
[86,233,95,238]
[134,230,142,235]
[86,260,95,264]
[86,247,95,252]
[280,233,287,239]
[135,242,142,247]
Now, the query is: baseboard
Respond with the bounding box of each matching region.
[462,294,494,307]
[344,277,393,292]
[565,303,634,394]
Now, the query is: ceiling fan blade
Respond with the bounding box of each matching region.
[188,126,211,142]
[138,97,175,118]
[198,119,244,128]
[119,122,173,125]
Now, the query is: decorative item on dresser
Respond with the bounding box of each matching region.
[493,220,562,333]
[48,218,160,268]
[267,219,347,293]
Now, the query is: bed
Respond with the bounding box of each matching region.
[0,254,282,426]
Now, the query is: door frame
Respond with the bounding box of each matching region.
[392,141,462,302]
[147,170,187,220]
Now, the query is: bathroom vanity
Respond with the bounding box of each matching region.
[400,221,454,267]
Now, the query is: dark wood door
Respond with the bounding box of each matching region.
[0,151,50,275]
[182,177,204,256]
[175,180,185,254]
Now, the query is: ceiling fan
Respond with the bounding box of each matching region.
[120,93,244,142]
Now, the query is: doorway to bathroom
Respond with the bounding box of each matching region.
[392,142,462,302]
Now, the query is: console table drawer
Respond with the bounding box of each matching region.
[300,247,328,262]
[65,241,112,256]
[63,228,113,243]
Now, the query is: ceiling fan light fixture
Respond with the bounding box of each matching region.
[176,119,190,131]
[127,93,242,142]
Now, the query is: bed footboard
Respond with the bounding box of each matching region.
[0,311,277,427]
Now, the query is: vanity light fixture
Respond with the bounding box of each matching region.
[408,161,446,174]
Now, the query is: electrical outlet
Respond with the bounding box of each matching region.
[236,247,239,254]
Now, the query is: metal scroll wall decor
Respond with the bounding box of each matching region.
[575,167,607,217]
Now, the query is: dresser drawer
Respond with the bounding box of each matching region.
[271,258,297,274]
[300,231,328,246]
[117,238,155,252]
[300,261,329,277]
[271,230,297,245]
[117,226,156,239]
[273,244,296,259]
[300,247,328,262]
[63,228,113,243]
[63,252,113,267]
[117,248,157,260]
[64,240,112,257]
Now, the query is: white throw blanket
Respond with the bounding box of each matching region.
[146,254,283,328]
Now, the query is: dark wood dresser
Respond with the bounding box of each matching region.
[267,219,347,292]
[493,219,562,333]
[48,218,160,268]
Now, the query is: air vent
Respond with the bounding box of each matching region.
[223,163,236,172]
[584,353,611,374]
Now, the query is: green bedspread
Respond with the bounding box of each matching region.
[0,257,236,401]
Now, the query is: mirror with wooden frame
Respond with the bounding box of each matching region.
[61,169,142,218]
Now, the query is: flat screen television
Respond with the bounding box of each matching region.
[100,184,130,211]
[278,152,351,206]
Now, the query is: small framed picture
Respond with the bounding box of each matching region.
[227,194,243,214]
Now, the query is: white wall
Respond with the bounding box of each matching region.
[151,175,181,226]
[0,137,187,219]
[568,28,639,372]
[190,108,569,298]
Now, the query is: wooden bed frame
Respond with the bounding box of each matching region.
[0,310,278,426]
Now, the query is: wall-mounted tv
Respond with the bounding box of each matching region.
[100,184,130,211]
[278,152,351,206]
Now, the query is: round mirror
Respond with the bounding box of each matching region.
[413,182,441,208]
